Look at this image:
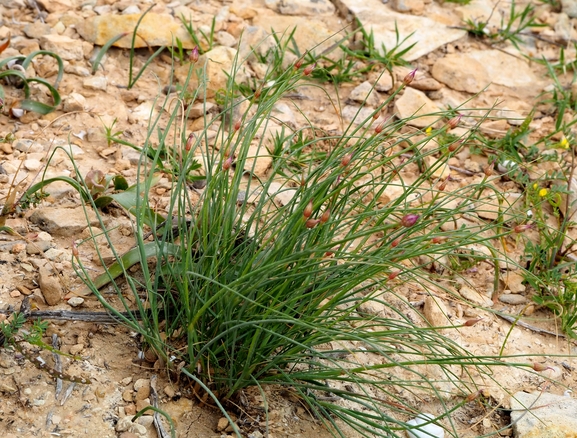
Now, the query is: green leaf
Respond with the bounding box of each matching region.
[113,175,129,191]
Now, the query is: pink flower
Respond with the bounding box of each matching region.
[400,214,419,227]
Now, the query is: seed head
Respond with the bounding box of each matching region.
[400,213,419,228]
[402,68,417,86]
[189,46,199,63]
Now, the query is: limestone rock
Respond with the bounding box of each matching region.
[498,294,527,305]
[562,0,577,18]
[265,0,335,16]
[394,88,441,128]
[432,55,490,94]
[475,192,523,222]
[410,78,442,91]
[423,296,452,330]
[511,391,577,436]
[459,286,493,307]
[39,34,84,61]
[77,14,195,49]
[38,268,62,306]
[341,105,376,125]
[244,145,272,177]
[424,155,450,180]
[29,206,101,237]
[369,70,393,92]
[175,46,249,99]
[63,92,87,112]
[391,0,424,15]
[337,0,466,61]
[348,81,380,107]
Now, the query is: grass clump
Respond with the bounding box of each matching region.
[40,36,566,437]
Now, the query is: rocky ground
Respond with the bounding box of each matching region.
[1,0,577,437]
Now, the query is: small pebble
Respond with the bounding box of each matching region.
[67,297,84,307]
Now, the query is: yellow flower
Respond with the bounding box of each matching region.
[559,137,569,149]
[539,188,548,197]
[532,183,538,190]
[426,126,433,136]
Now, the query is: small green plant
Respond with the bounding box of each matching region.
[179,15,215,54]
[101,117,124,148]
[1,306,90,383]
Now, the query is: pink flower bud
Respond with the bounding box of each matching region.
[71,241,79,258]
[303,63,316,76]
[341,153,352,167]
[533,362,554,372]
[402,68,417,86]
[222,156,233,171]
[234,119,242,132]
[375,120,386,134]
[303,200,313,218]
[388,270,400,280]
[185,132,194,151]
[400,214,419,228]
[189,46,199,63]
[320,208,330,224]
[295,51,308,69]
[514,224,534,233]
[447,114,462,130]
[305,218,320,228]
[463,317,483,327]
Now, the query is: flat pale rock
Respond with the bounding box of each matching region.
[348,81,380,107]
[511,391,577,437]
[459,286,493,307]
[77,14,195,48]
[175,46,250,99]
[432,55,491,94]
[265,0,335,16]
[38,267,62,306]
[423,295,452,330]
[394,88,441,128]
[39,34,84,61]
[338,0,466,61]
[29,206,102,237]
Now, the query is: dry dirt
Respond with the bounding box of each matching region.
[1,0,577,437]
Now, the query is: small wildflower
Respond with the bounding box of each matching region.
[320,208,330,224]
[400,213,420,228]
[539,188,548,197]
[425,126,433,136]
[559,137,570,149]
[446,114,462,130]
[532,183,538,190]
[185,132,194,151]
[303,200,313,219]
[189,46,199,63]
[402,68,417,86]
[305,218,320,228]
[303,63,316,76]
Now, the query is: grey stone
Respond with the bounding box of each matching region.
[511,391,577,436]
[498,294,527,305]
[341,104,377,125]
[337,0,466,61]
[562,0,577,18]
[67,297,84,307]
[348,81,381,107]
[266,0,335,16]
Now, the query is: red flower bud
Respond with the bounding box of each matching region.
[447,114,462,130]
[375,120,386,134]
[71,241,79,258]
[483,165,493,177]
[402,68,417,86]
[189,46,199,63]
[320,208,330,224]
[254,87,262,99]
[391,237,402,247]
[448,140,462,152]
[295,51,308,69]
[438,177,448,191]
[400,213,420,228]
[234,119,241,132]
[303,63,316,76]
[431,236,446,244]
[388,270,400,280]
[305,218,320,228]
[303,200,313,218]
